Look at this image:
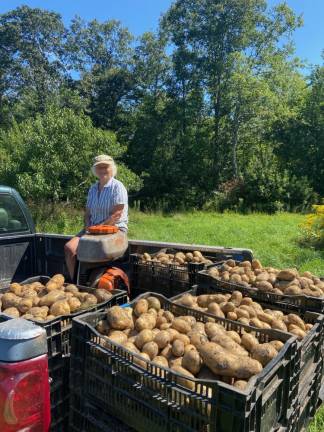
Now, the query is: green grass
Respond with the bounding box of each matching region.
[33,206,324,275]
[308,405,324,432]
[33,205,324,428]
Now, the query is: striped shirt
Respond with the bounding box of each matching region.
[86,177,128,231]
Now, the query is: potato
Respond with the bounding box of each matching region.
[51,274,65,285]
[142,341,159,360]
[226,331,241,345]
[207,302,225,318]
[182,350,202,375]
[184,344,197,354]
[234,380,248,390]
[96,319,110,335]
[197,295,213,308]
[122,341,140,354]
[249,318,265,329]
[50,300,70,316]
[94,288,112,303]
[46,281,61,292]
[171,365,195,391]
[289,327,306,340]
[9,283,22,296]
[107,330,128,345]
[30,306,49,319]
[251,259,262,270]
[271,319,287,332]
[287,314,306,331]
[257,312,273,325]
[251,343,278,366]
[236,309,250,320]
[269,340,284,351]
[305,324,313,331]
[189,332,208,348]
[64,284,78,293]
[241,333,259,352]
[39,290,66,307]
[240,305,257,317]
[145,296,160,311]
[178,294,196,308]
[284,286,303,295]
[135,313,156,331]
[3,307,20,317]
[227,311,238,321]
[230,291,243,307]
[174,333,190,346]
[83,294,97,306]
[172,339,185,357]
[152,355,169,369]
[255,281,274,292]
[199,342,263,379]
[107,306,133,330]
[277,269,298,281]
[133,352,150,369]
[240,297,253,306]
[18,297,33,313]
[165,328,179,342]
[192,322,206,334]
[134,329,153,350]
[134,299,149,317]
[179,315,196,327]
[2,292,21,309]
[163,311,174,322]
[204,322,225,338]
[171,318,191,334]
[68,297,81,312]
[154,330,171,349]
[211,333,248,357]
[237,317,250,326]
[169,356,183,368]
[220,302,235,314]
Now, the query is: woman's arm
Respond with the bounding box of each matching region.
[101,204,124,225]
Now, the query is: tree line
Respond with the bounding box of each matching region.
[0,1,323,212]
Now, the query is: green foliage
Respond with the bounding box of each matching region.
[300,203,324,248]
[0,106,141,203]
[0,3,322,213]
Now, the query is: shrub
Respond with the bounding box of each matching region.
[300,203,324,248]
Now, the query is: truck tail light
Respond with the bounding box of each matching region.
[0,354,50,432]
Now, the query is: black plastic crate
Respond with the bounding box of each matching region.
[171,285,324,410]
[69,391,135,432]
[1,276,128,432]
[16,275,128,358]
[278,358,323,432]
[69,292,299,432]
[198,265,324,313]
[130,254,203,298]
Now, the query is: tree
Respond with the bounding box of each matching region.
[0,106,141,203]
[162,0,302,185]
[0,6,67,123]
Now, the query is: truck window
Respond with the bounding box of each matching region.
[0,194,29,233]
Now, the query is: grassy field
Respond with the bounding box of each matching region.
[34,206,323,429]
[35,207,324,274]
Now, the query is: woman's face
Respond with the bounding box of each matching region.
[95,163,113,181]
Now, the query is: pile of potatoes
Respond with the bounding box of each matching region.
[95,296,287,391]
[208,259,324,298]
[174,291,313,340]
[140,250,213,267]
[0,274,113,321]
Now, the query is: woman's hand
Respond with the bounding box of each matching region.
[101,204,124,226]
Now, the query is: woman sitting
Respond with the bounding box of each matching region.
[64,154,128,279]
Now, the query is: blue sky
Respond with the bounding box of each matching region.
[0,0,323,67]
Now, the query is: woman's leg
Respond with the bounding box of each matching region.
[64,236,80,280]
